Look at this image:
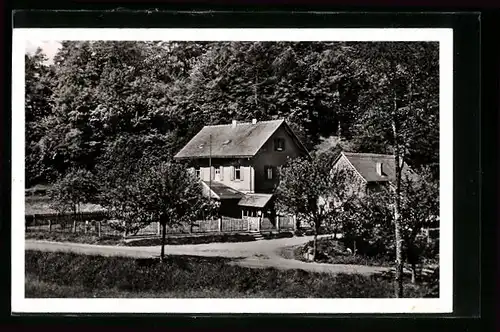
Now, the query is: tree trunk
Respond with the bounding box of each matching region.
[353,239,357,256]
[160,222,167,261]
[411,262,417,284]
[312,232,318,261]
[73,206,77,233]
[392,92,404,298]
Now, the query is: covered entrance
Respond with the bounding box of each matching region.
[238,193,274,233]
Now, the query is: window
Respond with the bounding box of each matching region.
[265,166,273,180]
[274,138,285,151]
[234,166,241,180]
[215,167,220,176]
[195,168,201,179]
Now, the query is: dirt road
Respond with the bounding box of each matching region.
[25,236,391,275]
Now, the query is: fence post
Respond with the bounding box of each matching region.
[218,217,222,232]
[48,219,52,232]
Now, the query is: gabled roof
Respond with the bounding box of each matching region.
[174,119,308,159]
[339,152,416,183]
[238,193,273,208]
[201,181,244,200]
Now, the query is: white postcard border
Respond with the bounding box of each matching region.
[12,28,453,314]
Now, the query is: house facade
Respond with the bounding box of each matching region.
[174,119,309,230]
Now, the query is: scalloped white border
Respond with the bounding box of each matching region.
[12,28,453,314]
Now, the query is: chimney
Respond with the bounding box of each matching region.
[252,119,257,124]
[376,162,384,176]
[232,120,237,128]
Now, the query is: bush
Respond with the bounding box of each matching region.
[295,238,394,267]
[25,250,432,298]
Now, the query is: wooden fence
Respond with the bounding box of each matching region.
[25,212,297,237]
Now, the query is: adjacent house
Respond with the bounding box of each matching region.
[174,119,309,230]
[332,151,418,196]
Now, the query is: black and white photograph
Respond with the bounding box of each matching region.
[12,28,453,314]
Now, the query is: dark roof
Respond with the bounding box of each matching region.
[174,119,307,159]
[201,181,244,200]
[340,152,416,183]
[238,193,273,208]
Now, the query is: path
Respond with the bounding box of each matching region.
[25,236,391,275]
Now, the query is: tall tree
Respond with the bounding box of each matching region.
[346,42,439,297]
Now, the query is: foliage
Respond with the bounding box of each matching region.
[345,168,439,275]
[48,168,98,215]
[97,155,214,257]
[25,49,57,185]
[25,250,434,298]
[276,153,359,260]
[294,238,394,267]
[26,41,439,185]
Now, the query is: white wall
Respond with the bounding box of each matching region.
[198,165,254,193]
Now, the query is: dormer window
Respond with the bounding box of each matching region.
[274,138,285,151]
[376,162,387,177]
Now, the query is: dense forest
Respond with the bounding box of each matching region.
[25,41,439,187]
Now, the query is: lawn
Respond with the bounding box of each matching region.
[25,231,257,246]
[25,195,105,215]
[25,250,436,298]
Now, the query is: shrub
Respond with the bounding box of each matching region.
[295,238,394,267]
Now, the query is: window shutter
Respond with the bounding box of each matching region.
[220,166,224,180]
[240,167,244,181]
[211,166,215,180]
[230,166,235,180]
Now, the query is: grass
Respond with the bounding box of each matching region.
[26,231,124,245]
[25,231,256,246]
[125,233,256,246]
[25,194,105,215]
[25,250,436,298]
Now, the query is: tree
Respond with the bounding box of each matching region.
[276,154,359,261]
[346,42,439,297]
[124,157,208,261]
[400,167,439,283]
[351,167,439,285]
[49,168,98,232]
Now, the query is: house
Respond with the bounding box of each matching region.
[174,119,309,228]
[332,151,438,234]
[332,151,417,196]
